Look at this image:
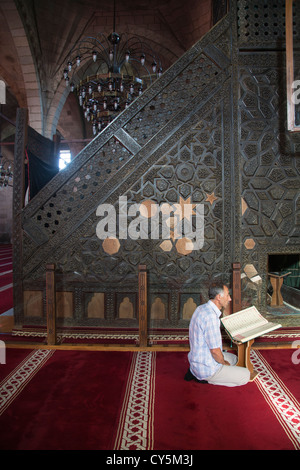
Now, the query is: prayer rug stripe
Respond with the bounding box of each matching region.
[251,350,300,450]
[0,270,13,277]
[114,351,156,450]
[0,349,54,417]
[0,283,13,293]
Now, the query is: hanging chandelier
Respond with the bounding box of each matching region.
[64,1,163,135]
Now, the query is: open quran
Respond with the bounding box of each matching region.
[221,306,281,343]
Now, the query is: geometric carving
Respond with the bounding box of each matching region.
[176,163,195,182]
[205,192,218,205]
[22,219,49,246]
[159,240,173,252]
[244,238,256,250]
[39,92,227,294]
[175,238,193,256]
[20,19,233,329]
[241,198,248,215]
[240,57,300,300]
[102,237,120,255]
[238,0,300,48]
[114,128,141,155]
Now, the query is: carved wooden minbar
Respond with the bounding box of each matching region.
[13,1,300,330]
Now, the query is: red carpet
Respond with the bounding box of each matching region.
[153,350,300,450]
[0,347,299,450]
[0,348,133,450]
[0,288,13,316]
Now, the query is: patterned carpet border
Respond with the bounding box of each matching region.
[9,326,300,346]
[251,350,300,450]
[114,351,156,450]
[0,349,54,417]
[10,327,189,345]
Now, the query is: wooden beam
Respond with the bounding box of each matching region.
[138,264,148,347]
[286,0,300,132]
[232,262,242,313]
[13,108,28,326]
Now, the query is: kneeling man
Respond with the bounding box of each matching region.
[187,284,250,387]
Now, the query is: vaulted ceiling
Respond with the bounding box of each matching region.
[0,0,224,158]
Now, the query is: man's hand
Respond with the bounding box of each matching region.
[210,347,230,365]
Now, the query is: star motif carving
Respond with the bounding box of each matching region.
[205,192,218,205]
[174,196,196,221]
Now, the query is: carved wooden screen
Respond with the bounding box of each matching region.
[237,0,300,308]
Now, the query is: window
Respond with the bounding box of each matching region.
[59,150,71,170]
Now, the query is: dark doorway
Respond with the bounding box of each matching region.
[268,254,300,289]
[268,254,300,309]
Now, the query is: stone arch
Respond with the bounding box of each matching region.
[0,3,43,134]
